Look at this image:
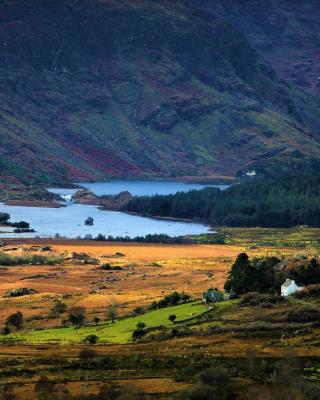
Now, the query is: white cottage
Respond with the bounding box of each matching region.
[281,279,304,297]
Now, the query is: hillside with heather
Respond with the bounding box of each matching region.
[192,0,320,95]
[1,0,320,184]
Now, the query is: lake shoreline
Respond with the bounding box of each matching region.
[0,178,230,209]
[4,199,63,208]
[122,210,213,229]
[72,174,235,186]
[0,180,220,239]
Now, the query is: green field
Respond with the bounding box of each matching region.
[219,227,320,248]
[3,302,208,345]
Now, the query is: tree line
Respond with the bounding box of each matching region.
[123,174,320,227]
[225,253,320,295]
[0,212,33,232]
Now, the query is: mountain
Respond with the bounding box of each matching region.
[191,0,320,95]
[0,0,320,184]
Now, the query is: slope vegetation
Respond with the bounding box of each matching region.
[0,0,320,183]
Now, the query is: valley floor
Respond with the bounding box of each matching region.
[0,229,320,398]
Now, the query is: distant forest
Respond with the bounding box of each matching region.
[123,175,320,228]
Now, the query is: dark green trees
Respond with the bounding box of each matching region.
[224,253,280,294]
[289,258,320,285]
[68,307,86,328]
[6,311,23,330]
[0,213,10,225]
[124,174,320,228]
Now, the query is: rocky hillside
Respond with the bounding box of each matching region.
[191,0,320,95]
[0,0,320,184]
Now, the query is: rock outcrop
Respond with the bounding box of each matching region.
[71,189,99,205]
[99,191,134,211]
[71,188,134,210]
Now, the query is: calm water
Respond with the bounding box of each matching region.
[0,180,224,239]
[78,180,227,196]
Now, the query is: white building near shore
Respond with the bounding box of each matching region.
[281,279,304,297]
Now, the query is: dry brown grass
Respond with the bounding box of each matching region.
[0,239,319,400]
[0,239,312,328]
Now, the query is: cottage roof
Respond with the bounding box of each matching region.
[282,279,304,288]
[282,279,294,288]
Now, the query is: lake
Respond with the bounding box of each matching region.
[77,180,228,196]
[0,180,225,239]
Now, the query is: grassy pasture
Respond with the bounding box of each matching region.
[220,227,320,249]
[4,301,208,344]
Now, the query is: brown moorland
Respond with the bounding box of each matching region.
[0,237,319,399]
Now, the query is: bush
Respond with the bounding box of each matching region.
[132,328,146,341]
[294,284,320,298]
[287,308,320,323]
[151,291,190,309]
[0,253,63,266]
[240,292,260,305]
[79,348,98,360]
[132,307,146,316]
[240,292,283,306]
[6,312,23,329]
[178,366,232,400]
[5,288,38,297]
[83,335,99,344]
[136,322,146,330]
[1,326,10,335]
[169,315,177,323]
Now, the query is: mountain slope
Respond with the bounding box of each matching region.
[0,0,320,184]
[191,0,320,95]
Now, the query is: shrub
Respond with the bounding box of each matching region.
[6,312,23,329]
[136,322,146,330]
[0,253,63,266]
[169,315,177,323]
[79,348,98,360]
[151,291,190,309]
[83,335,99,344]
[294,284,320,298]
[240,292,283,306]
[132,328,146,341]
[240,292,260,305]
[1,326,10,335]
[178,366,232,400]
[5,288,38,298]
[287,308,320,323]
[132,307,145,316]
